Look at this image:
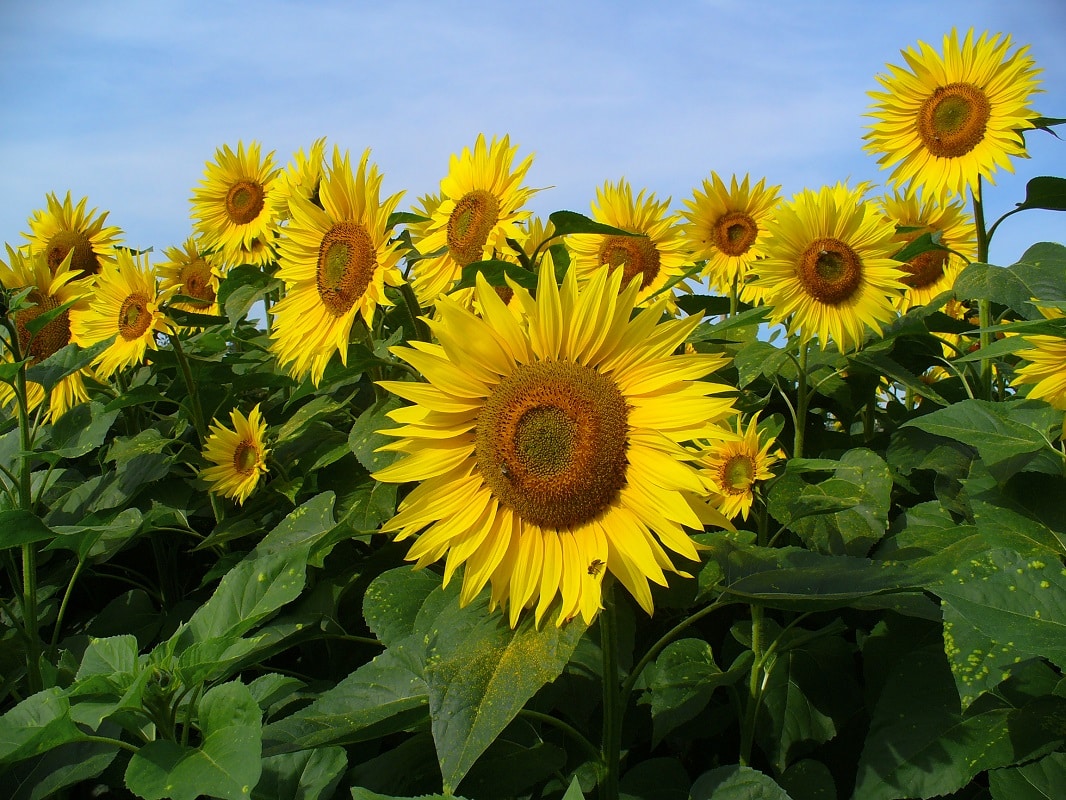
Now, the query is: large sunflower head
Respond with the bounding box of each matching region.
[69,249,171,378]
[876,185,976,310]
[698,415,780,522]
[23,191,123,281]
[864,28,1042,198]
[373,260,738,627]
[190,141,281,265]
[567,179,692,309]
[681,173,781,294]
[1012,333,1066,411]
[752,184,906,352]
[269,147,405,385]
[158,237,223,317]
[272,137,328,222]
[408,134,537,307]
[201,404,270,505]
[0,245,90,420]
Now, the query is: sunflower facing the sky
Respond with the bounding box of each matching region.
[681,173,780,295]
[567,179,692,308]
[408,134,537,307]
[70,250,171,378]
[272,137,327,222]
[753,184,906,352]
[158,237,223,317]
[201,404,269,505]
[270,147,405,385]
[877,185,976,310]
[190,141,281,266]
[864,28,1042,198]
[23,191,123,281]
[0,245,91,420]
[698,415,780,522]
[373,261,738,627]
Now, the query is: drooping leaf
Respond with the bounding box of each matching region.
[24,338,111,393]
[1014,176,1066,212]
[547,210,638,238]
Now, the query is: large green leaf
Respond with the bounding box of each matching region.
[989,752,1066,800]
[349,396,404,472]
[363,567,443,649]
[5,734,119,800]
[124,681,262,800]
[953,244,1066,319]
[1014,177,1066,212]
[24,338,111,394]
[254,746,347,800]
[690,765,794,800]
[46,401,119,459]
[0,510,54,549]
[0,689,82,765]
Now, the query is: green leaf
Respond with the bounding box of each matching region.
[349,396,404,472]
[165,307,229,327]
[1015,176,1066,212]
[734,341,796,388]
[777,759,837,800]
[274,395,344,443]
[4,734,119,800]
[75,635,139,680]
[891,230,949,263]
[25,338,111,393]
[619,757,691,800]
[124,681,262,800]
[254,746,347,800]
[547,210,639,238]
[954,244,1066,319]
[0,510,54,549]
[688,306,772,343]
[453,259,538,292]
[690,765,794,800]
[458,740,567,799]
[675,294,734,318]
[350,790,473,800]
[46,401,119,458]
[989,752,1066,800]
[0,689,82,765]
[23,296,81,337]
[363,567,443,649]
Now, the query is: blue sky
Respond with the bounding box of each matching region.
[2,0,1064,269]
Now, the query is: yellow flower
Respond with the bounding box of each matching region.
[753,185,906,352]
[272,137,327,222]
[23,191,123,280]
[0,245,91,420]
[408,134,537,306]
[864,28,1042,198]
[158,237,223,317]
[1013,333,1066,410]
[567,179,692,309]
[190,141,281,266]
[70,250,170,378]
[681,173,780,295]
[877,185,976,310]
[201,404,269,505]
[374,261,737,627]
[698,415,780,522]
[270,147,405,385]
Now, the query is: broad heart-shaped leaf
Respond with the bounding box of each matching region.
[0,509,55,549]
[903,399,1060,483]
[0,689,82,765]
[253,746,347,800]
[348,396,404,472]
[363,567,444,649]
[690,765,794,800]
[416,583,587,794]
[24,338,111,393]
[989,752,1066,800]
[124,681,262,800]
[4,732,119,800]
[767,449,892,557]
[953,244,1066,319]
[46,400,119,459]
[1015,176,1066,212]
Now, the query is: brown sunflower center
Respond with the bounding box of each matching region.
[233,441,260,475]
[720,453,755,495]
[893,228,948,290]
[599,235,661,289]
[118,293,152,341]
[917,82,991,159]
[448,190,500,267]
[476,360,630,530]
[797,237,863,305]
[713,211,759,257]
[180,259,217,308]
[14,294,71,364]
[316,221,377,317]
[46,230,100,278]
[225,180,266,225]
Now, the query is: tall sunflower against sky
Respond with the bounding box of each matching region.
[23,191,122,281]
[373,262,737,627]
[0,245,90,420]
[567,179,691,309]
[877,185,975,310]
[190,141,281,267]
[158,236,223,317]
[70,250,171,378]
[864,28,1042,198]
[753,185,906,352]
[681,172,780,296]
[270,147,405,385]
[272,137,327,222]
[201,404,270,505]
[408,134,537,306]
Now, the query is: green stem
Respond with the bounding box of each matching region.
[399,281,430,342]
[972,180,994,401]
[793,340,810,459]
[78,734,139,754]
[519,709,601,763]
[729,275,739,318]
[599,587,621,800]
[170,334,224,524]
[739,605,766,766]
[50,556,87,649]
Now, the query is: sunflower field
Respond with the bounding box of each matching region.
[3,27,1066,800]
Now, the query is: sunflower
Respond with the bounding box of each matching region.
[23,191,123,280]
[681,173,780,295]
[0,245,90,420]
[273,137,327,222]
[698,415,780,522]
[190,141,280,265]
[373,261,738,627]
[753,185,906,352]
[158,237,223,317]
[1012,315,1066,410]
[70,250,171,378]
[877,185,976,310]
[270,147,405,385]
[408,134,537,307]
[567,179,692,309]
[864,28,1042,198]
[201,404,269,505]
